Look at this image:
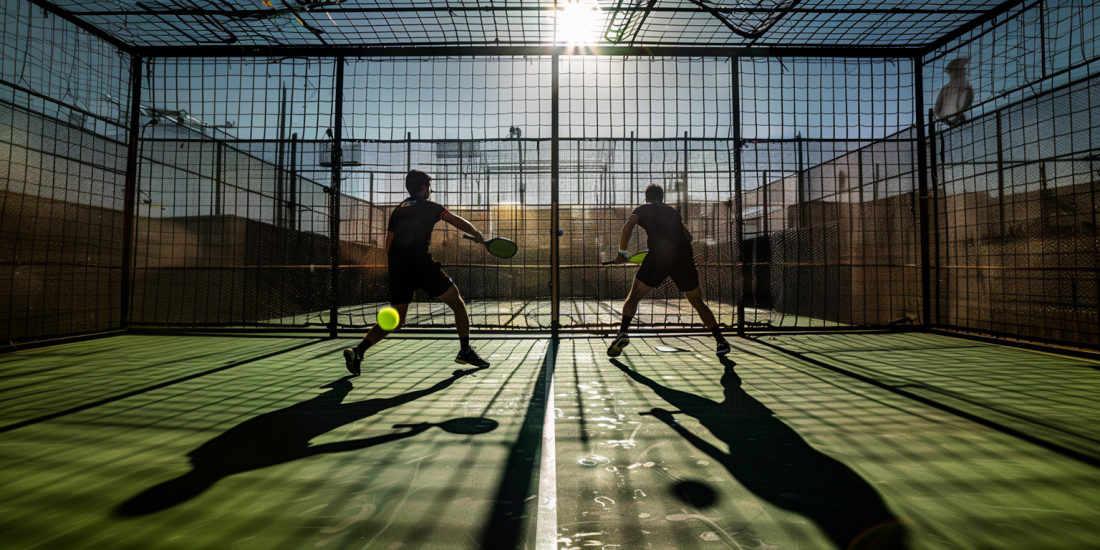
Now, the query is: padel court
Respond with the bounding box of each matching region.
[5,0,1100,548]
[2,333,1099,549]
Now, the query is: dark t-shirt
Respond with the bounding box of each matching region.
[631,202,690,256]
[387,196,449,263]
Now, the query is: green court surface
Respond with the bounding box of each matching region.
[284,300,833,331]
[2,332,1100,549]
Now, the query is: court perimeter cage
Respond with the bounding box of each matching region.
[2,0,1098,349]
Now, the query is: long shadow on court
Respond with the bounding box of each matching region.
[611,357,907,550]
[117,370,492,516]
[477,342,552,549]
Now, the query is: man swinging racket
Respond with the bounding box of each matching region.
[608,183,730,357]
[343,169,491,375]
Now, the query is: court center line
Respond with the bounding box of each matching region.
[536,338,558,550]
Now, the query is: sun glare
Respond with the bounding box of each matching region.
[556,0,600,45]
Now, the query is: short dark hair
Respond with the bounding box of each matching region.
[645,183,664,202]
[406,170,431,195]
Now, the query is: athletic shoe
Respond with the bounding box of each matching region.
[455,347,491,368]
[607,333,630,357]
[343,348,363,376]
[716,340,731,356]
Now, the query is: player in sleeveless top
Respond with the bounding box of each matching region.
[342,170,491,375]
[608,184,730,357]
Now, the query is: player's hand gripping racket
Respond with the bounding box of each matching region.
[463,234,518,258]
[602,250,648,265]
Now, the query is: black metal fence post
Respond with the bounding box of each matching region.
[732,58,746,336]
[927,109,940,327]
[289,133,298,231]
[329,56,345,338]
[915,57,932,327]
[996,111,1007,238]
[551,50,560,339]
[120,55,143,329]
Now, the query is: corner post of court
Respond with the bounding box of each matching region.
[329,56,345,338]
[913,56,932,328]
[731,56,746,336]
[120,54,143,329]
[550,49,560,339]
[927,108,940,328]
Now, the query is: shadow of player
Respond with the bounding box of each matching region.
[611,357,907,550]
[118,371,481,516]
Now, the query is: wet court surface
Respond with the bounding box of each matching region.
[2,333,1100,549]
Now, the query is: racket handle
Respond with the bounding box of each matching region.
[461,234,476,241]
[601,260,614,265]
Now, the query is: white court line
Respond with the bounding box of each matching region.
[535,338,557,550]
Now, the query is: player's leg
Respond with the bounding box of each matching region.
[608,276,653,357]
[669,253,729,355]
[682,287,730,355]
[438,284,490,368]
[344,302,410,376]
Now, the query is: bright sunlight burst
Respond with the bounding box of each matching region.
[556,0,601,44]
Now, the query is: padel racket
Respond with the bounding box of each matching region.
[463,234,518,258]
[602,250,648,265]
[393,417,499,435]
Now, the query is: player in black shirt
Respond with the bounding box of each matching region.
[608,183,730,357]
[343,170,491,375]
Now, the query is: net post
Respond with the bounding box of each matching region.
[120,54,143,329]
[914,56,932,328]
[329,56,345,339]
[731,56,746,337]
[551,50,560,339]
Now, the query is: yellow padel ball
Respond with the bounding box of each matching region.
[377,307,400,331]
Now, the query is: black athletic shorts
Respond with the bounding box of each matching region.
[388,258,454,305]
[635,251,699,291]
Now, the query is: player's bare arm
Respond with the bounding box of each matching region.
[615,215,639,264]
[442,211,484,243]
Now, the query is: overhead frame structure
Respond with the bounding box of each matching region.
[32,0,1020,55]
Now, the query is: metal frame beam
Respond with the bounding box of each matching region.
[24,0,137,54]
[78,7,989,16]
[550,51,560,339]
[921,0,1030,55]
[120,55,143,328]
[328,56,344,338]
[913,56,932,328]
[136,45,923,58]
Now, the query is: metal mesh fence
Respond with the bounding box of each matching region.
[929,74,1100,347]
[1,4,131,344]
[4,0,1100,348]
[925,0,1100,348]
[741,133,922,329]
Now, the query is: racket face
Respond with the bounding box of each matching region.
[486,238,518,258]
[437,417,499,435]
